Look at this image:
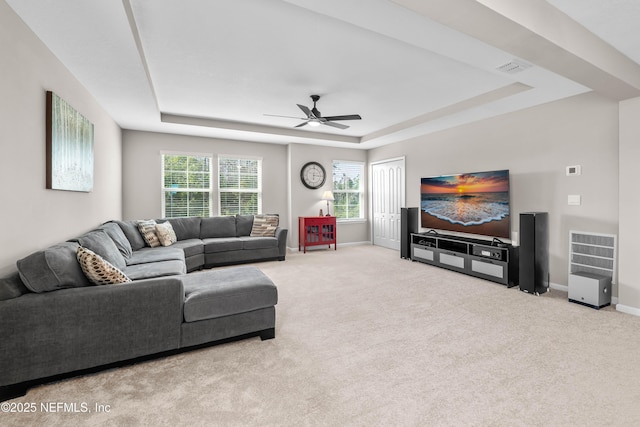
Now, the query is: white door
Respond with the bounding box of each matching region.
[372,158,405,250]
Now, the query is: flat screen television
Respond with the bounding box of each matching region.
[420,169,510,239]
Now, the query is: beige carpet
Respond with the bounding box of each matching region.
[4,245,640,426]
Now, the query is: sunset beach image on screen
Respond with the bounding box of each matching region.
[420,170,510,239]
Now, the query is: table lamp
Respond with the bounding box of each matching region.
[321,191,334,216]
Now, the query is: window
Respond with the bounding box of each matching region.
[219,156,262,215]
[162,153,213,218]
[332,160,364,220]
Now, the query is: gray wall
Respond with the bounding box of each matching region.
[287,143,369,248]
[369,92,619,291]
[122,130,289,226]
[618,96,640,314]
[121,132,370,248]
[0,1,123,276]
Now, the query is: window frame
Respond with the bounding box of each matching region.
[332,160,365,222]
[161,151,214,218]
[217,155,263,216]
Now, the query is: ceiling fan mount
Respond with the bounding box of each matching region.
[265,95,362,130]
[309,94,322,118]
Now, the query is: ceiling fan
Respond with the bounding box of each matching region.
[266,95,362,130]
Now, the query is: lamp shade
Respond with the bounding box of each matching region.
[321,191,334,201]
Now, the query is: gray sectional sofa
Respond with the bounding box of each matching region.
[0,214,287,401]
[114,215,287,273]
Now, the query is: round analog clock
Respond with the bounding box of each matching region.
[300,161,326,189]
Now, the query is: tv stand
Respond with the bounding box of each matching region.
[410,232,519,287]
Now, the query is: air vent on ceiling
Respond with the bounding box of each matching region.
[496,59,533,74]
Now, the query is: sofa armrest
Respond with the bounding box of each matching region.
[274,227,288,259]
[0,277,184,386]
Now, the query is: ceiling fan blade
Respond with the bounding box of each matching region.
[294,121,309,128]
[322,121,349,130]
[264,113,308,120]
[297,104,313,118]
[323,114,362,121]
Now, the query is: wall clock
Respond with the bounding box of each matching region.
[300,161,326,189]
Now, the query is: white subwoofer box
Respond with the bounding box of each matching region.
[568,271,611,309]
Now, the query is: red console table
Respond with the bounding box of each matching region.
[298,216,337,253]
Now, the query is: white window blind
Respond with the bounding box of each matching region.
[332,160,364,220]
[162,153,213,218]
[219,156,262,215]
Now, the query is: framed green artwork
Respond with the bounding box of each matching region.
[46,91,94,192]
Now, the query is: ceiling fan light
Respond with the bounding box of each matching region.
[308,120,321,127]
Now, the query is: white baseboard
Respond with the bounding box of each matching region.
[616,304,640,317]
[549,282,567,292]
[338,241,372,247]
[288,241,372,252]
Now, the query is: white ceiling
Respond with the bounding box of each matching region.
[7,0,640,148]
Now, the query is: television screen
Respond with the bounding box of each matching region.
[420,170,510,239]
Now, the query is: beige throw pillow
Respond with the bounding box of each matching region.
[137,219,161,248]
[77,246,131,286]
[250,214,279,237]
[156,221,177,246]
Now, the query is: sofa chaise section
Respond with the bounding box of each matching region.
[180,266,277,347]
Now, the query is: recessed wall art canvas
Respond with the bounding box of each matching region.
[46,91,94,192]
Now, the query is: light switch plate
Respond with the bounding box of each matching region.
[566,165,581,176]
[568,195,581,205]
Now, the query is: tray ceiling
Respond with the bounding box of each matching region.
[7,0,640,148]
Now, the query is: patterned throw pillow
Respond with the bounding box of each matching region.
[77,246,131,286]
[137,219,161,248]
[155,221,177,246]
[250,214,279,237]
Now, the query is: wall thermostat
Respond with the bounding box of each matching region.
[566,165,581,176]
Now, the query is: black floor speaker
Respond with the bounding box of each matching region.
[519,212,549,295]
[401,207,419,259]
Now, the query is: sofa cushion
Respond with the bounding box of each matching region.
[182,266,278,322]
[250,214,279,237]
[138,220,161,248]
[171,239,204,258]
[240,236,279,250]
[0,272,30,301]
[236,215,254,236]
[155,221,177,246]
[200,216,236,238]
[166,217,201,240]
[77,246,132,286]
[17,242,90,293]
[77,229,127,270]
[100,222,133,259]
[203,237,243,253]
[123,260,186,280]
[126,247,185,266]
[115,220,147,251]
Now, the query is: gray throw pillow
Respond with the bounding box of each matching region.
[236,215,254,236]
[17,242,91,293]
[100,222,133,259]
[77,229,127,270]
[0,272,30,301]
[114,220,146,251]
